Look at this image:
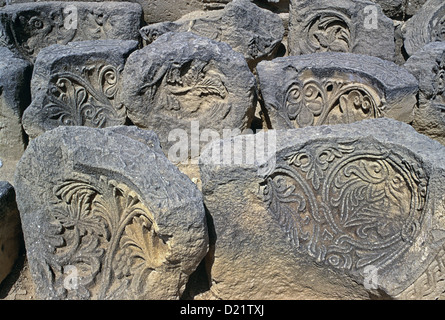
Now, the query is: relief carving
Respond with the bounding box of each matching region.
[43,63,126,128]
[282,71,384,128]
[38,175,170,300]
[299,12,352,54]
[140,59,228,120]
[259,141,428,276]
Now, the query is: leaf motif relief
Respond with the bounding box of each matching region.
[260,141,428,274]
[307,14,352,53]
[42,64,125,129]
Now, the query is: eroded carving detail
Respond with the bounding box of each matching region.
[282,72,384,128]
[303,12,352,54]
[140,59,229,119]
[42,63,126,128]
[37,176,169,300]
[397,245,445,299]
[260,141,428,275]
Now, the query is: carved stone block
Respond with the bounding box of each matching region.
[404,42,445,145]
[120,32,257,155]
[199,118,445,299]
[0,47,32,184]
[257,53,418,130]
[403,0,445,57]
[22,40,139,139]
[288,0,395,62]
[14,126,209,300]
[0,1,143,62]
[0,181,22,286]
[140,0,284,69]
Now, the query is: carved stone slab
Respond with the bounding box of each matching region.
[0,181,22,286]
[288,0,395,62]
[257,53,418,130]
[403,0,445,57]
[14,126,209,300]
[0,47,32,183]
[199,118,445,299]
[120,32,257,154]
[140,0,284,68]
[404,42,445,145]
[0,1,143,62]
[22,40,139,139]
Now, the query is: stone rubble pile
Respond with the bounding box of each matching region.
[1,0,445,300]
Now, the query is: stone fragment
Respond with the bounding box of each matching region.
[21,40,139,139]
[257,53,418,130]
[0,47,32,184]
[14,126,208,300]
[288,0,395,62]
[403,0,445,57]
[120,32,257,158]
[404,42,445,145]
[0,2,143,62]
[140,0,284,68]
[0,181,22,286]
[199,118,445,299]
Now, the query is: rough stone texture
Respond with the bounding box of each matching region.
[0,47,32,184]
[22,40,139,139]
[140,0,284,69]
[0,1,143,62]
[288,0,395,62]
[199,118,445,299]
[257,53,419,130]
[0,181,22,286]
[404,42,445,145]
[120,32,257,158]
[14,126,208,300]
[403,0,445,57]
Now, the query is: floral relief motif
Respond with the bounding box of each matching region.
[38,176,170,300]
[259,141,428,277]
[43,63,126,129]
[283,74,384,128]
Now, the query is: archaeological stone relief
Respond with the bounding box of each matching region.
[140,0,285,68]
[22,40,139,139]
[120,31,257,159]
[0,1,143,62]
[3,0,445,301]
[199,119,445,299]
[288,0,395,62]
[14,126,208,299]
[403,0,445,57]
[257,53,418,130]
[405,42,445,146]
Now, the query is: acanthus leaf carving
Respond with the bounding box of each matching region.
[40,175,170,300]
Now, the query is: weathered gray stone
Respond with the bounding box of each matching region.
[288,0,395,62]
[0,47,32,184]
[404,41,445,145]
[0,181,22,286]
[0,1,143,62]
[120,32,257,158]
[22,40,139,139]
[199,118,445,299]
[140,0,284,69]
[14,126,208,300]
[403,0,445,57]
[257,53,418,130]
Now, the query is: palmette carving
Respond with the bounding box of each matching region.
[282,73,384,128]
[260,140,428,277]
[42,63,126,128]
[38,176,170,300]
